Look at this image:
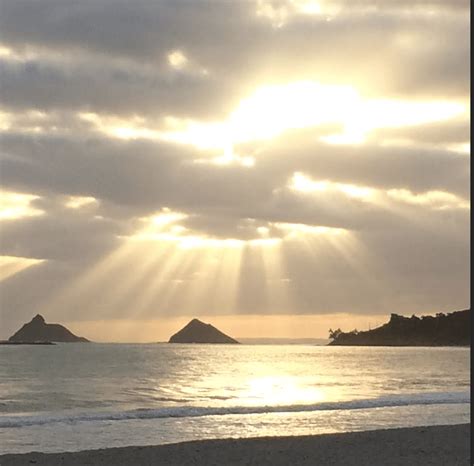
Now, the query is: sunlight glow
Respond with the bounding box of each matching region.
[0,46,13,58]
[290,173,470,211]
[179,236,244,250]
[275,222,348,238]
[0,256,45,281]
[129,209,283,250]
[0,111,11,131]
[0,109,61,135]
[193,146,256,167]
[130,210,190,243]
[78,113,160,141]
[387,189,469,210]
[446,142,470,155]
[339,184,375,199]
[325,99,466,145]
[256,1,324,27]
[167,50,188,69]
[290,173,376,200]
[296,0,323,15]
[243,376,324,406]
[150,210,187,227]
[65,196,97,209]
[229,82,358,142]
[207,82,462,148]
[291,173,329,192]
[79,81,465,160]
[133,232,281,250]
[0,191,43,220]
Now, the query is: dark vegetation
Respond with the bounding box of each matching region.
[328,309,470,346]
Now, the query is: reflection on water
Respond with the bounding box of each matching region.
[0,344,469,453]
[242,376,325,405]
[0,344,469,412]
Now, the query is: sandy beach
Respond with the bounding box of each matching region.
[0,424,469,466]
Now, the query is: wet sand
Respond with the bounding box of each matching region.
[0,424,469,466]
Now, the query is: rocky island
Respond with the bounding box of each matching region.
[169,318,239,344]
[7,314,89,343]
[328,309,470,346]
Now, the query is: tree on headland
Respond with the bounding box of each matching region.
[328,309,470,346]
[328,328,342,340]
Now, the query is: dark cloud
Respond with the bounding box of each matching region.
[0,1,253,61]
[0,58,238,119]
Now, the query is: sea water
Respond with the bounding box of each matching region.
[0,344,469,454]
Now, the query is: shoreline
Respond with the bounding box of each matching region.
[0,424,469,466]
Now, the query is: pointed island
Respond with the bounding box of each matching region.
[7,314,89,343]
[169,318,239,344]
[328,309,470,346]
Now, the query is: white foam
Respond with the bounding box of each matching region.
[0,391,469,429]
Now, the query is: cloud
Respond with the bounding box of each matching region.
[1,132,469,219]
[0,1,469,122]
[370,116,470,146]
[0,201,125,261]
[0,57,237,119]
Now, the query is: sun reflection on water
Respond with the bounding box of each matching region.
[241,376,325,406]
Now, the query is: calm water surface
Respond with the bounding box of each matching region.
[0,344,469,453]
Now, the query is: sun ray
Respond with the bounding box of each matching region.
[0,256,45,281]
[200,246,244,314]
[120,242,180,316]
[96,241,174,319]
[255,240,291,313]
[45,240,140,316]
[153,246,204,314]
[236,244,270,313]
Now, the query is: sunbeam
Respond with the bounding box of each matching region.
[0,256,45,281]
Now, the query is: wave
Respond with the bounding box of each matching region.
[0,391,469,428]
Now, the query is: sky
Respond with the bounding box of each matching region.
[0,0,470,342]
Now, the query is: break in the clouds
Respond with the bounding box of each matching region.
[0,0,469,340]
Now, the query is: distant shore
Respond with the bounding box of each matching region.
[0,341,55,345]
[0,424,469,466]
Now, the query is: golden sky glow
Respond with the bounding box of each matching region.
[78,82,466,159]
[65,313,387,342]
[0,191,43,220]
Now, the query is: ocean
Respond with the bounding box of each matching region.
[0,344,469,454]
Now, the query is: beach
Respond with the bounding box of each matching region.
[0,424,469,466]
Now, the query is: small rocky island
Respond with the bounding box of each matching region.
[328,309,470,346]
[7,314,89,343]
[169,318,239,344]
